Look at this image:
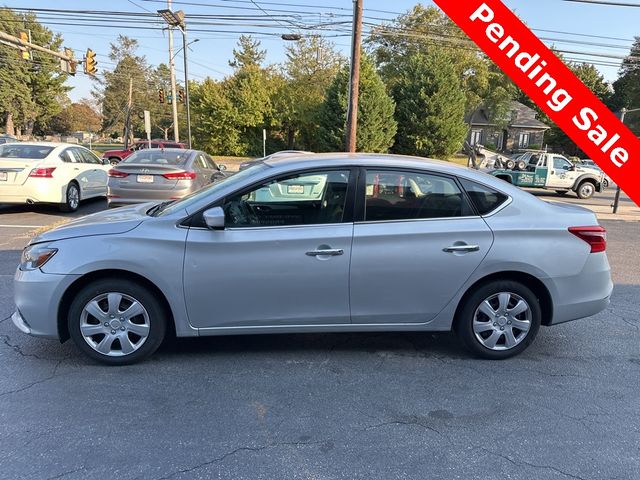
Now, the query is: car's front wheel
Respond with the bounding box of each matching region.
[68,279,167,365]
[456,280,541,359]
[576,181,596,199]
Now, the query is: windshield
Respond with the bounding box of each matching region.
[154,163,270,216]
[0,144,54,159]
[122,150,190,165]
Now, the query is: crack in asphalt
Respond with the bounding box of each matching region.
[0,359,64,397]
[476,447,590,480]
[0,333,46,359]
[46,466,86,480]
[156,439,330,479]
[0,314,10,324]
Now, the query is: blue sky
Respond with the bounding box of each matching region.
[9,0,640,102]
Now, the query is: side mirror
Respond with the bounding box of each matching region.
[102,158,111,165]
[203,206,225,229]
[218,164,227,171]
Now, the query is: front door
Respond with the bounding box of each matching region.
[183,169,354,329]
[546,155,578,189]
[350,169,494,324]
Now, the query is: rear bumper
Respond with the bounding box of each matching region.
[0,180,65,204]
[546,252,613,325]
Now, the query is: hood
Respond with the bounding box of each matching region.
[575,165,603,176]
[32,203,154,244]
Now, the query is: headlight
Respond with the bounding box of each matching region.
[20,245,58,271]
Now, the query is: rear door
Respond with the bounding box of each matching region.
[350,169,493,324]
[73,147,105,197]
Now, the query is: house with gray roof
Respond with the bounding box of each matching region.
[466,101,550,152]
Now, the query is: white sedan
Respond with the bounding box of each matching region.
[0,142,111,211]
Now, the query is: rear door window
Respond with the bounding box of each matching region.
[363,170,473,221]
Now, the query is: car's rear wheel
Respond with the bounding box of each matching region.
[576,181,596,199]
[456,280,541,359]
[108,157,120,166]
[68,279,167,365]
[59,182,80,212]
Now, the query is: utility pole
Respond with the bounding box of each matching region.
[123,78,133,150]
[345,0,363,153]
[612,107,639,213]
[167,0,180,143]
[181,22,192,149]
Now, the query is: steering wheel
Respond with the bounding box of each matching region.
[226,200,259,226]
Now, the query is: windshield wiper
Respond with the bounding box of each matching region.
[147,200,174,217]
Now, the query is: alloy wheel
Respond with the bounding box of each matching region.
[472,292,532,351]
[68,185,80,210]
[80,292,150,357]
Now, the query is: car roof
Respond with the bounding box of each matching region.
[263,152,466,174]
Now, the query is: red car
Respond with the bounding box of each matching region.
[102,140,185,165]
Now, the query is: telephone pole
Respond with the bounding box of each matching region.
[167,0,180,143]
[123,78,133,149]
[345,0,363,153]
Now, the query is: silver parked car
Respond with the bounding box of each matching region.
[107,148,227,208]
[13,153,612,365]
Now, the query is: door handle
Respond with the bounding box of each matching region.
[306,249,344,257]
[443,245,480,253]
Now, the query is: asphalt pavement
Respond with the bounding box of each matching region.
[0,193,638,480]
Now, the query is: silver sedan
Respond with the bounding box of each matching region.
[12,153,612,365]
[107,148,227,208]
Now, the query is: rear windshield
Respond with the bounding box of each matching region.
[163,143,183,148]
[121,150,189,165]
[0,144,54,159]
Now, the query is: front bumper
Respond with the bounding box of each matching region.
[13,267,81,339]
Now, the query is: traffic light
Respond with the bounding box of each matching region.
[19,31,30,60]
[178,89,185,104]
[84,48,97,76]
[159,89,165,104]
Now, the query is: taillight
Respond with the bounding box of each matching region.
[163,171,196,180]
[29,167,56,178]
[108,169,129,178]
[569,226,607,253]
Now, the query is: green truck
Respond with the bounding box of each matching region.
[489,151,606,199]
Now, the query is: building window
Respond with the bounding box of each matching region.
[518,132,530,149]
[470,130,482,146]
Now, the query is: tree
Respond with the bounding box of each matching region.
[544,62,612,154]
[191,78,243,155]
[0,8,69,136]
[392,50,468,158]
[611,37,640,135]
[317,55,396,152]
[229,35,266,70]
[368,5,512,122]
[275,36,345,150]
[94,35,155,140]
[49,100,101,134]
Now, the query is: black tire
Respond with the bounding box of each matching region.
[59,182,80,212]
[456,280,541,360]
[68,278,167,365]
[516,160,527,171]
[506,159,516,170]
[555,190,568,196]
[109,157,120,166]
[576,181,596,199]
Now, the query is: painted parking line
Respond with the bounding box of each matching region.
[0,225,41,228]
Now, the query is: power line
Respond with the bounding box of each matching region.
[562,0,640,6]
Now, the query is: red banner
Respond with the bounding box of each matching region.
[433,0,640,205]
